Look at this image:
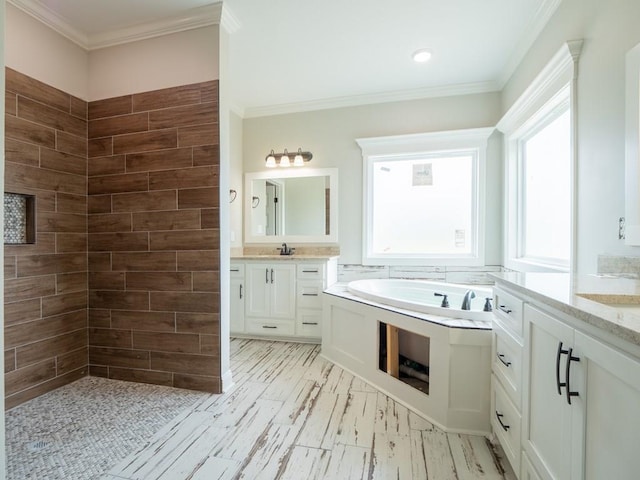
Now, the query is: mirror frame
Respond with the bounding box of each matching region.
[626,42,640,245]
[244,167,339,244]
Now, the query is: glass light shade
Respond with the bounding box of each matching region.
[293,152,304,166]
[279,154,291,167]
[266,150,277,167]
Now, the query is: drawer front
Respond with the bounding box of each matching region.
[492,321,523,408]
[246,318,295,336]
[297,309,322,338]
[297,263,325,280]
[297,281,323,309]
[492,375,522,475]
[230,263,245,278]
[493,287,524,338]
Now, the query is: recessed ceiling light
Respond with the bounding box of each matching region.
[412,49,432,63]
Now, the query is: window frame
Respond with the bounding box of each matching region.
[357,128,493,266]
[498,41,581,273]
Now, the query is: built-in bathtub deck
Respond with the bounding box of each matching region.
[323,284,493,434]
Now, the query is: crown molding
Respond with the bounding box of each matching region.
[242,80,500,118]
[497,0,563,88]
[8,0,225,51]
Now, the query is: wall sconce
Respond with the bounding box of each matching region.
[265,148,312,168]
[252,196,260,208]
[229,189,237,203]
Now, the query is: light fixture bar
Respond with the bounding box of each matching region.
[265,148,313,167]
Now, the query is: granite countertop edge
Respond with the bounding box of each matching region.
[490,272,640,350]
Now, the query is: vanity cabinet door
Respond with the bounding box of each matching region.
[245,263,295,319]
[269,264,296,319]
[230,277,245,334]
[523,304,576,480]
[574,331,640,480]
[245,264,271,317]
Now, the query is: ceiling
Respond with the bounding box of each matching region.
[9,0,561,117]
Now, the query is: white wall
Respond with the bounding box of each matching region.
[229,110,244,250]
[5,3,89,99]
[243,93,502,264]
[502,0,640,273]
[89,25,219,100]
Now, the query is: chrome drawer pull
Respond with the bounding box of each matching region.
[302,322,318,325]
[262,325,277,329]
[302,293,319,296]
[302,269,319,273]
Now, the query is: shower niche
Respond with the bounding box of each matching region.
[379,322,430,395]
[4,192,35,245]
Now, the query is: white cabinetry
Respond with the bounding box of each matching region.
[245,263,296,336]
[230,264,245,334]
[231,257,337,341]
[492,282,640,480]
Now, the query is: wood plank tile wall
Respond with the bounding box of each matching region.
[4,68,89,409]
[87,81,221,393]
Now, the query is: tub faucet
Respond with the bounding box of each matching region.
[461,290,476,310]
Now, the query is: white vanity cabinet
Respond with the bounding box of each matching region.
[231,257,337,341]
[245,263,296,335]
[229,264,245,333]
[492,281,640,480]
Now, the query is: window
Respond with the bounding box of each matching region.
[519,102,571,265]
[357,129,493,266]
[498,41,581,272]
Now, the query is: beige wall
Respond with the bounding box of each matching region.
[89,26,219,101]
[502,0,640,272]
[243,93,502,264]
[5,4,219,102]
[5,4,89,100]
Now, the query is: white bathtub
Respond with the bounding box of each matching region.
[347,279,493,322]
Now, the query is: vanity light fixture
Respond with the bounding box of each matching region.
[265,148,313,167]
[412,48,432,63]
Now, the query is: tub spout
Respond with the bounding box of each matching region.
[461,290,476,310]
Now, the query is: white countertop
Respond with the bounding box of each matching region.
[491,272,640,348]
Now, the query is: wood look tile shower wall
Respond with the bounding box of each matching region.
[87,81,221,393]
[3,69,221,409]
[4,68,89,409]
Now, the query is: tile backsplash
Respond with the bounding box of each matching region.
[597,255,640,277]
[337,264,502,284]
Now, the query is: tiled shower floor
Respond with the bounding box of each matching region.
[5,376,209,480]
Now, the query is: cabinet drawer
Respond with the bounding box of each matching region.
[297,309,322,338]
[492,375,521,475]
[297,281,323,309]
[230,263,245,277]
[246,318,295,336]
[493,287,524,338]
[492,321,523,408]
[297,264,324,280]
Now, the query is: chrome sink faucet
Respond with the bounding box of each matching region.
[461,290,476,310]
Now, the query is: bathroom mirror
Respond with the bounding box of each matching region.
[625,42,640,245]
[244,168,339,244]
